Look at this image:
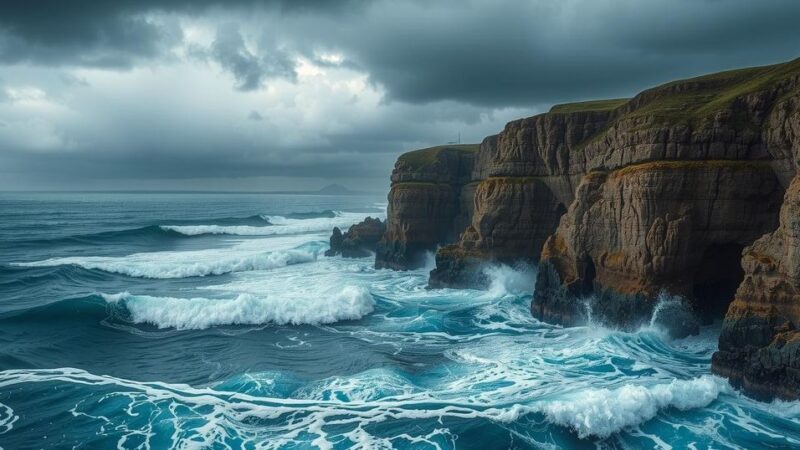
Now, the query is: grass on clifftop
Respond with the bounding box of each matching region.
[397,144,479,170]
[549,98,629,114]
[624,58,800,123]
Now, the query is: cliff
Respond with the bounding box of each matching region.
[711,76,800,400]
[429,104,619,288]
[378,58,800,400]
[374,144,478,270]
[534,59,800,337]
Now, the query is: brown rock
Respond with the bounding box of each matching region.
[533,161,783,335]
[325,217,385,258]
[375,145,478,270]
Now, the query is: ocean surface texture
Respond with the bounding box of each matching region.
[1,192,799,449]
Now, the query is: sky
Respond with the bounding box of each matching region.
[0,0,798,192]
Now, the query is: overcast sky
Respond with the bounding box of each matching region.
[0,0,798,191]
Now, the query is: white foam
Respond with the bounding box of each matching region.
[102,286,375,329]
[0,401,17,436]
[540,375,728,438]
[481,264,536,298]
[163,212,374,236]
[15,235,322,279]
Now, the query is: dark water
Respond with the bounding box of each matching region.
[0,192,798,449]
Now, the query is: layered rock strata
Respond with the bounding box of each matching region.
[711,76,800,400]
[532,161,783,334]
[534,60,800,339]
[325,217,385,258]
[375,145,478,270]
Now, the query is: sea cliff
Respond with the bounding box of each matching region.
[372,58,800,400]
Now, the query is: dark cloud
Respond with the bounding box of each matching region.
[210,23,296,91]
[0,0,365,67]
[321,0,800,106]
[0,0,799,190]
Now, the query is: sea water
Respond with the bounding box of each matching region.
[0,192,798,449]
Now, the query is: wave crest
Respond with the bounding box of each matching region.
[15,241,325,279]
[163,211,369,237]
[101,286,375,329]
[541,375,728,438]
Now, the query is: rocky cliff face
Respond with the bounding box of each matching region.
[428,176,565,288]
[375,145,477,270]
[534,60,800,339]
[711,78,800,400]
[712,175,800,400]
[428,104,619,288]
[533,161,783,333]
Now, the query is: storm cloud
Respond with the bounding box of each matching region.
[0,0,798,190]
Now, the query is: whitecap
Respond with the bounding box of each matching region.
[15,236,323,279]
[540,375,728,438]
[102,286,375,329]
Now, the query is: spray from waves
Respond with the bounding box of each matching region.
[481,264,536,298]
[15,240,325,279]
[162,211,375,237]
[540,375,728,438]
[101,286,375,329]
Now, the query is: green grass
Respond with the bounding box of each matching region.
[549,98,629,114]
[623,58,800,124]
[397,144,479,170]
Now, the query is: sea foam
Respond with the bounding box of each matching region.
[102,286,375,329]
[540,375,728,438]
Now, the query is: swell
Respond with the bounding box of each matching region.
[8,211,343,249]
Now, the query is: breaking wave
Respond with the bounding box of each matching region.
[101,286,375,329]
[540,375,728,438]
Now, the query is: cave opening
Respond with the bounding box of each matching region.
[582,257,597,294]
[691,243,746,324]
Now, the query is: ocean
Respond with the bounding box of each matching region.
[0,192,798,449]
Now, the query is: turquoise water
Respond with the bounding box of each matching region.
[0,192,798,449]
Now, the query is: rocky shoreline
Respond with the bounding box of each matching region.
[328,58,800,400]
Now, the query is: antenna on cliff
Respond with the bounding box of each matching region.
[447,132,462,145]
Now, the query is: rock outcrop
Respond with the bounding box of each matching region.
[325,217,385,258]
[375,145,478,270]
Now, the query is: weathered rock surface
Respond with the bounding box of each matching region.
[428,177,565,288]
[533,161,783,333]
[711,82,800,400]
[375,145,478,270]
[712,175,800,400]
[325,217,385,258]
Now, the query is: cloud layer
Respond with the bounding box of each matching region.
[0,0,798,190]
